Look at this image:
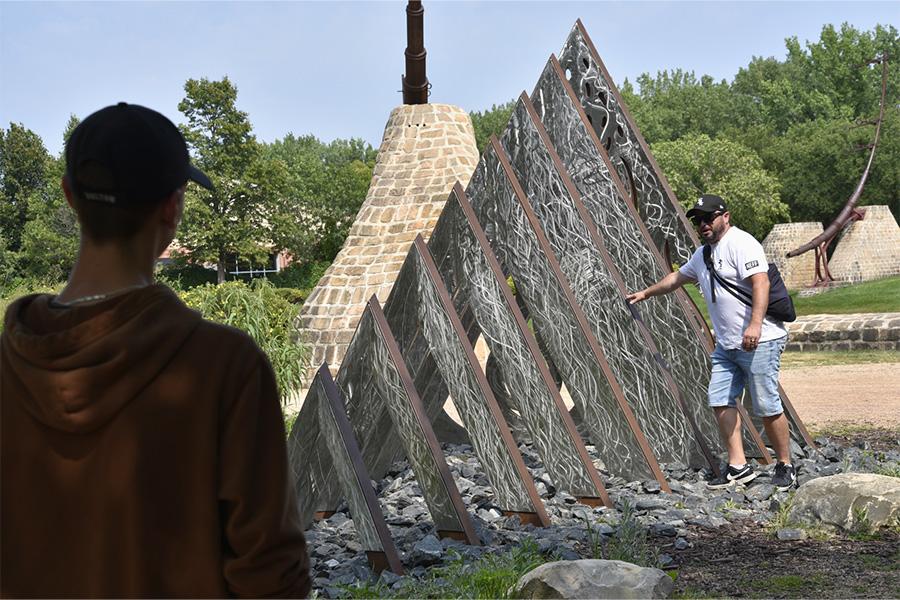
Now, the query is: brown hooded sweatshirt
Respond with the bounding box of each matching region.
[1,285,310,598]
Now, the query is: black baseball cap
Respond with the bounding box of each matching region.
[65,102,212,205]
[686,194,728,218]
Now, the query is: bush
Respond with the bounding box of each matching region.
[268,260,331,290]
[179,279,308,401]
[156,263,217,291]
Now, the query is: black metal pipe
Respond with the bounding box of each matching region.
[402,0,429,104]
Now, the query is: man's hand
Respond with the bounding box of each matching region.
[626,290,648,304]
[742,323,762,351]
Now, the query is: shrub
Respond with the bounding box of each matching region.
[179,279,308,401]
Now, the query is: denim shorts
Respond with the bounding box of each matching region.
[708,336,787,417]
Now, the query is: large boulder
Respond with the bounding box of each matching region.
[787,473,900,531]
[511,559,673,599]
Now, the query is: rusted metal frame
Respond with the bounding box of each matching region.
[367,297,481,545]
[573,19,698,249]
[490,135,670,493]
[413,235,551,526]
[448,183,612,507]
[314,364,405,574]
[518,90,725,475]
[547,54,808,456]
[787,57,888,264]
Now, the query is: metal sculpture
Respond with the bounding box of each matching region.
[289,365,404,574]
[786,55,889,286]
[429,184,610,506]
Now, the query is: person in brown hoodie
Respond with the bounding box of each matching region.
[1,103,311,597]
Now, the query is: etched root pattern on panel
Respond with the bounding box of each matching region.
[336,307,467,535]
[529,59,725,462]
[558,23,696,266]
[499,97,694,467]
[466,143,656,482]
[428,190,602,499]
[315,383,386,555]
[287,375,331,528]
[408,242,539,514]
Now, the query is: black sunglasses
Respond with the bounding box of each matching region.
[691,212,723,226]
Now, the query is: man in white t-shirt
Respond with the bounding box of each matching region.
[626,195,796,491]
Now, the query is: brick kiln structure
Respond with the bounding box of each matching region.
[762,222,824,290]
[297,104,479,381]
[828,205,900,283]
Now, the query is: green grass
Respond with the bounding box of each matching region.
[781,349,900,368]
[748,573,827,595]
[682,275,900,324]
[792,276,900,315]
[341,538,551,599]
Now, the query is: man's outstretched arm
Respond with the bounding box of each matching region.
[626,270,695,304]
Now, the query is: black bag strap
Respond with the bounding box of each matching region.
[702,244,754,308]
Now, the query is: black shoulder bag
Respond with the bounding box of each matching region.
[702,245,796,323]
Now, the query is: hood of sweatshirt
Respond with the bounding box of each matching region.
[1,284,202,434]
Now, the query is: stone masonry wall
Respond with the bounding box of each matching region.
[828,205,900,283]
[297,104,480,382]
[785,312,900,352]
[762,222,823,290]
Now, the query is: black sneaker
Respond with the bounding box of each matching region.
[707,464,758,489]
[772,462,797,491]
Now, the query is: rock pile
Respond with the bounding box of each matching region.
[306,436,900,598]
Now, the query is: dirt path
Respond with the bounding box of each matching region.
[780,362,900,430]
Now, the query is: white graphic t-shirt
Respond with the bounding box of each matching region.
[680,226,788,350]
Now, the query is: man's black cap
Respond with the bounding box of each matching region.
[65,102,212,205]
[686,194,728,218]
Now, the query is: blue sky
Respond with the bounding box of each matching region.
[1,1,896,155]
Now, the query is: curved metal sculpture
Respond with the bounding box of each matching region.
[786,55,889,286]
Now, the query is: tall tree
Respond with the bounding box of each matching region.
[652,134,789,240]
[177,77,289,283]
[264,135,376,266]
[620,70,739,143]
[0,123,50,252]
[17,116,81,283]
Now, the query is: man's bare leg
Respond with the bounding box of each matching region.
[714,406,746,465]
[762,412,791,464]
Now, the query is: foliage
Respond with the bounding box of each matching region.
[0,123,50,252]
[587,500,659,567]
[264,135,376,267]
[621,70,740,143]
[178,280,308,400]
[469,100,515,153]
[177,77,293,283]
[0,280,62,333]
[624,23,899,227]
[17,154,79,283]
[652,133,789,240]
[342,537,550,599]
[155,263,217,291]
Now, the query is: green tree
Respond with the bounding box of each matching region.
[264,135,376,266]
[620,70,739,143]
[469,100,515,153]
[15,116,81,284]
[0,123,50,252]
[177,77,290,283]
[762,113,899,224]
[652,133,789,240]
